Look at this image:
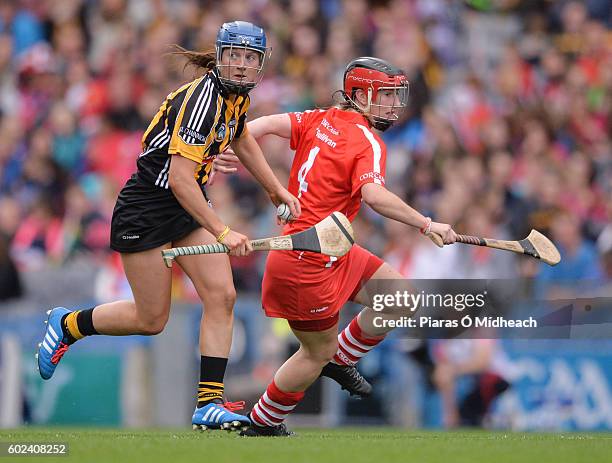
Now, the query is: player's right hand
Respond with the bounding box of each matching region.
[430,222,457,244]
[221,230,252,256]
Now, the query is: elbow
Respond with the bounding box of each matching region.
[168,172,179,192]
[168,171,189,196]
[361,183,381,209]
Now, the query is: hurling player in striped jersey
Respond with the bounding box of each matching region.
[36,21,300,432]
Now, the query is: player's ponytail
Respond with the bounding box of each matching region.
[169,45,216,72]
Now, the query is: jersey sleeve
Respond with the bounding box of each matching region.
[234,96,250,139]
[289,110,320,151]
[168,77,219,163]
[351,127,387,197]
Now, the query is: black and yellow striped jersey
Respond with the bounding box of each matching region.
[136,69,250,188]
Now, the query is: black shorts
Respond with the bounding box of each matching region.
[110,174,208,253]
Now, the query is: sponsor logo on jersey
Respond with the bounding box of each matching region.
[359,172,385,183]
[294,109,322,125]
[315,127,337,148]
[321,118,339,135]
[215,123,226,142]
[228,119,236,139]
[122,235,140,240]
[179,126,206,144]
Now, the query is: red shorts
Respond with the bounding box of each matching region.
[261,244,384,331]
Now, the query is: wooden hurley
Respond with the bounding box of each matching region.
[162,211,354,268]
[427,229,561,266]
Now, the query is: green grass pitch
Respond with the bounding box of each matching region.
[1,428,611,463]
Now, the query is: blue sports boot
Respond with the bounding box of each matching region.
[36,307,73,380]
[192,401,251,432]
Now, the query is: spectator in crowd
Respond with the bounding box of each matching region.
[0,225,22,302]
[430,338,511,428]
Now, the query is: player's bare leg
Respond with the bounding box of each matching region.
[243,323,338,436]
[37,244,173,379]
[275,325,339,392]
[175,227,249,431]
[174,227,235,359]
[321,262,414,397]
[92,245,173,334]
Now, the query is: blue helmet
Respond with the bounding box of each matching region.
[215,21,271,95]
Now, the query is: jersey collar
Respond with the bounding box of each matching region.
[210,68,230,99]
[334,107,371,127]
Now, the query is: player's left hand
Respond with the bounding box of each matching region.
[269,188,301,221]
[209,149,240,185]
[430,222,457,245]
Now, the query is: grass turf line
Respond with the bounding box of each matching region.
[1,428,611,463]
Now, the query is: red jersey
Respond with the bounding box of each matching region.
[262,108,387,322]
[285,107,387,235]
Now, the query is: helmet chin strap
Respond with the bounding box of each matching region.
[371,117,392,131]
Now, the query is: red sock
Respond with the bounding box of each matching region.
[333,317,385,366]
[250,380,304,427]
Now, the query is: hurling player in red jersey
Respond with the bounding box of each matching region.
[217,57,457,436]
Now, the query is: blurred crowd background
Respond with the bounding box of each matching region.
[0,0,611,301]
[0,0,611,430]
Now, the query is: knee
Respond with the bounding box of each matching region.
[221,286,237,309]
[302,340,338,365]
[204,286,236,316]
[322,340,340,363]
[138,313,168,335]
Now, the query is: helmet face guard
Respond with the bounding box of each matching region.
[362,78,410,131]
[215,43,271,95]
[343,57,409,131]
[215,21,271,95]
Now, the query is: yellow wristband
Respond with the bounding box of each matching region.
[216,225,231,243]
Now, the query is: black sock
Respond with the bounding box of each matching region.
[197,356,228,408]
[61,308,99,345]
[76,308,99,336]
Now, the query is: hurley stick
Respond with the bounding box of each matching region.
[162,212,354,268]
[427,229,561,266]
